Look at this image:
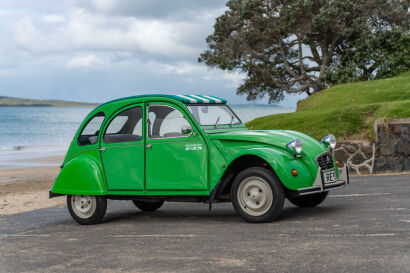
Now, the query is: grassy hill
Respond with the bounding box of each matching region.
[0,96,97,107]
[247,71,410,141]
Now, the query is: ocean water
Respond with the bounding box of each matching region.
[0,105,293,168]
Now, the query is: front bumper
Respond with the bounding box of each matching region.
[297,165,349,196]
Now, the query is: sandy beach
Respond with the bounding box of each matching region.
[0,156,66,215]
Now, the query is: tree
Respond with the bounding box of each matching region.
[199,0,409,103]
[327,25,410,85]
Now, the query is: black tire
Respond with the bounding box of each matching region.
[231,167,285,223]
[288,191,329,207]
[132,200,164,212]
[67,195,107,225]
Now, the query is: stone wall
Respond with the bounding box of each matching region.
[373,119,410,173]
[333,118,410,174]
[333,141,374,175]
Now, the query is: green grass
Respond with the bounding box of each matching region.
[247,71,410,141]
[0,96,97,107]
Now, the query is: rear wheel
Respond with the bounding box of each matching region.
[288,192,329,207]
[132,200,164,212]
[67,195,107,225]
[231,167,284,223]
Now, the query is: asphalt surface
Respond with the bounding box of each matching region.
[1,174,410,273]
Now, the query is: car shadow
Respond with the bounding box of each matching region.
[277,205,346,222]
[103,207,240,224]
[101,201,346,224]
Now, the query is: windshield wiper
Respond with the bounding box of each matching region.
[230,115,234,127]
[214,116,220,128]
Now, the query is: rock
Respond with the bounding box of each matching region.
[373,157,387,173]
[397,135,410,156]
[405,157,410,171]
[376,130,386,144]
[375,147,380,157]
[361,143,373,158]
[393,124,401,135]
[351,152,366,165]
[387,157,404,172]
[380,144,396,156]
[344,144,358,154]
[358,165,371,174]
[401,125,408,136]
[334,149,350,165]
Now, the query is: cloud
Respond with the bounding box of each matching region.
[11,8,205,59]
[43,14,66,23]
[66,54,104,68]
[73,0,226,19]
[0,0,304,106]
[147,61,245,88]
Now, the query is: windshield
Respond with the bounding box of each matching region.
[187,105,242,126]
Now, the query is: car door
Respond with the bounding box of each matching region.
[145,102,208,191]
[100,104,145,191]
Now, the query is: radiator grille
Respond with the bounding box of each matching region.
[316,153,334,170]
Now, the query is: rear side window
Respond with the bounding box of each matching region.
[78,112,105,146]
[103,106,143,144]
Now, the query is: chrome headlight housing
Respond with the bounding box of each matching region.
[287,138,303,158]
[321,134,336,149]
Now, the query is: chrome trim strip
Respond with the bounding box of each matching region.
[297,165,349,196]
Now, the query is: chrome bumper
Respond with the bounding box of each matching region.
[297,165,349,196]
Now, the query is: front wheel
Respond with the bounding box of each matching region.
[288,191,329,207]
[67,195,107,225]
[231,167,285,223]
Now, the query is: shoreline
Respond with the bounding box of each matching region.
[0,155,66,215]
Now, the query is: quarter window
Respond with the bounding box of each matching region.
[78,112,105,146]
[148,105,191,139]
[104,107,143,144]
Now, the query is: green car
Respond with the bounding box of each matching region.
[50,94,349,225]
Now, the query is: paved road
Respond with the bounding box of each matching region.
[1,174,410,273]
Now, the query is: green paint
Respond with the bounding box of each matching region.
[51,94,346,197]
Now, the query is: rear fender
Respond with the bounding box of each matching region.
[51,153,107,195]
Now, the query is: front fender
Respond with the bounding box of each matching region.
[227,148,316,190]
[51,151,107,195]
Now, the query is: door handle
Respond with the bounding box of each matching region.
[146,144,152,150]
[99,148,106,152]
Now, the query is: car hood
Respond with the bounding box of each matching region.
[209,130,325,153]
[209,129,328,177]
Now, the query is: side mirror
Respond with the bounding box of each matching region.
[181,125,195,136]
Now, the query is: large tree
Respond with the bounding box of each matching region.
[199,0,409,103]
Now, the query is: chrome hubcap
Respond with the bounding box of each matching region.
[237,176,273,216]
[71,195,96,219]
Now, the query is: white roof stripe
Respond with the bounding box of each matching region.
[203,95,222,103]
[190,95,210,103]
[177,95,197,103]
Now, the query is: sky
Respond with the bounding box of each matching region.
[0,0,305,107]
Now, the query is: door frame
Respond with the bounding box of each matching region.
[99,103,145,191]
[144,101,210,191]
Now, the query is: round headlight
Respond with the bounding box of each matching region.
[287,138,303,157]
[321,134,336,149]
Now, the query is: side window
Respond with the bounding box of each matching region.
[103,106,143,144]
[148,105,191,139]
[78,112,105,146]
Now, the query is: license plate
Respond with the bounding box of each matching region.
[323,170,336,184]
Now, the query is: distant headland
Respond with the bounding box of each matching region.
[0,96,98,107]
